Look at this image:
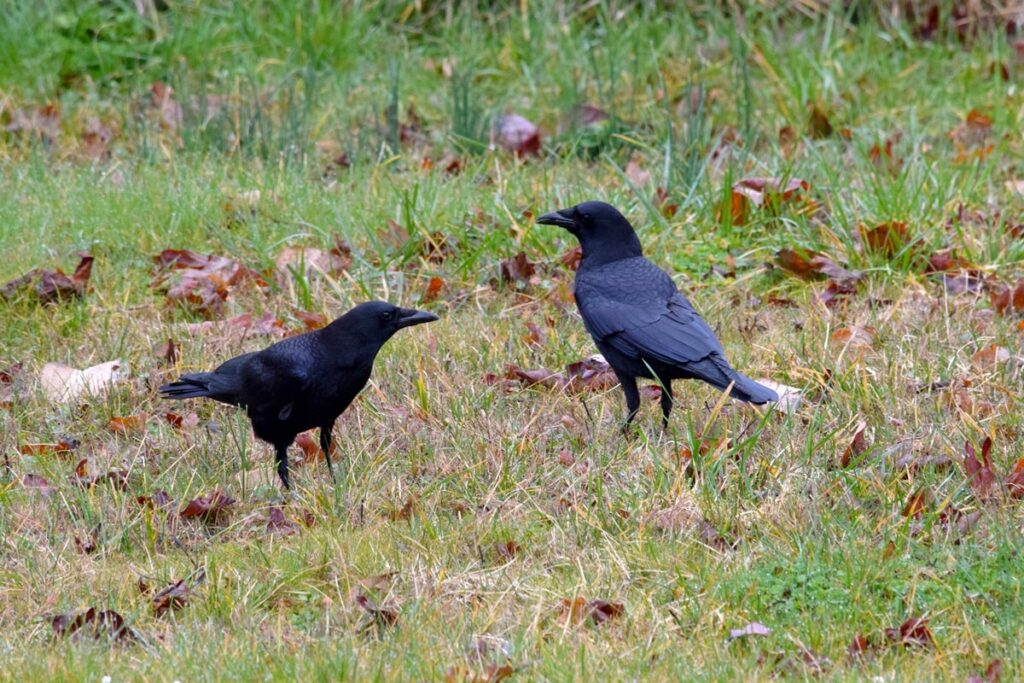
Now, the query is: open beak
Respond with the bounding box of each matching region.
[397,308,439,328]
[536,208,576,230]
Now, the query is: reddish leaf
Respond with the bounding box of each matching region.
[294,432,324,464]
[902,488,930,518]
[499,252,538,287]
[275,239,351,278]
[964,437,997,500]
[152,580,190,617]
[1007,458,1024,499]
[22,473,54,494]
[19,439,77,457]
[495,114,541,157]
[559,245,583,271]
[294,310,328,331]
[494,541,520,561]
[840,419,869,467]
[560,597,624,626]
[80,117,113,160]
[422,276,445,303]
[5,103,61,142]
[267,506,299,536]
[51,608,133,641]
[69,459,128,489]
[180,490,236,522]
[725,178,811,225]
[884,616,934,648]
[150,81,183,129]
[108,414,147,434]
[74,529,98,554]
[155,338,179,366]
[989,281,1024,316]
[386,496,417,521]
[847,634,875,658]
[807,102,834,138]
[151,249,261,318]
[1,252,94,304]
[967,659,1003,683]
[136,490,175,511]
[971,345,1010,370]
[355,593,399,628]
[860,221,910,257]
[775,248,861,285]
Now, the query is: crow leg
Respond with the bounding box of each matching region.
[319,420,337,482]
[616,373,641,435]
[659,380,674,431]
[274,443,291,490]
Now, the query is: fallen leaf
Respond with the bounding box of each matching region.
[559,245,583,271]
[964,437,997,500]
[5,103,61,143]
[19,439,77,457]
[807,101,833,138]
[1007,458,1024,499]
[152,249,262,318]
[775,248,861,285]
[1,252,94,304]
[74,529,98,554]
[69,459,128,489]
[625,158,651,188]
[971,345,1010,370]
[840,419,869,467]
[267,506,299,536]
[499,252,538,287]
[726,178,811,225]
[136,490,175,511]
[967,659,1003,683]
[38,359,125,403]
[275,238,352,278]
[728,621,772,641]
[494,541,520,561]
[355,593,399,630]
[830,325,876,349]
[150,81,183,129]
[22,473,54,494]
[108,414,147,434]
[495,114,541,157]
[884,616,934,648]
[155,339,178,366]
[560,597,625,627]
[151,580,190,617]
[51,608,134,642]
[422,276,445,303]
[180,490,236,522]
[293,432,324,464]
[860,221,910,257]
[386,496,417,521]
[444,663,515,683]
[989,281,1024,316]
[902,488,930,518]
[847,634,875,659]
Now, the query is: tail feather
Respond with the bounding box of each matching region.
[159,373,214,400]
[689,356,778,405]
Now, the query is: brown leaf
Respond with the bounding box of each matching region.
[69,459,128,489]
[386,496,417,521]
[19,439,77,457]
[136,490,175,511]
[163,411,199,429]
[275,241,351,278]
[807,102,834,138]
[355,593,399,629]
[422,276,445,303]
[74,529,98,554]
[266,506,299,536]
[108,414,147,434]
[22,473,54,494]
[150,81,182,129]
[294,432,324,464]
[884,616,934,648]
[560,597,624,626]
[728,621,772,641]
[902,488,930,518]
[180,490,236,522]
[80,117,114,160]
[1,252,94,304]
[830,325,876,349]
[950,109,992,150]
[152,249,262,318]
[847,634,875,659]
[155,338,179,366]
[494,541,520,561]
[495,114,541,157]
[775,248,860,285]
[726,178,811,225]
[840,419,869,467]
[971,345,1010,370]
[294,310,328,331]
[989,281,1024,316]
[967,659,1003,683]
[51,608,134,641]
[1006,458,1024,499]
[5,103,61,143]
[559,245,582,271]
[152,580,190,617]
[499,252,538,287]
[445,663,515,683]
[964,437,997,500]
[860,221,910,257]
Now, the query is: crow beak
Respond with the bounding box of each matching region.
[396,308,439,328]
[536,208,576,230]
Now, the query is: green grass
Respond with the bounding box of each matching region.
[2,1,1023,680]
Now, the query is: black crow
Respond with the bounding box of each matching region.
[160,301,438,488]
[537,201,777,431]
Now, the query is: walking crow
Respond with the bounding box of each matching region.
[160,301,438,488]
[537,201,776,431]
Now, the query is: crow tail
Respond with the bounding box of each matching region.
[690,356,779,405]
[159,373,215,400]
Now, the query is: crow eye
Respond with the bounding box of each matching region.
[381,310,395,323]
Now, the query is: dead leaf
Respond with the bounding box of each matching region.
[38,359,125,404]
[444,663,514,683]
[19,439,77,457]
[5,103,61,143]
[355,593,399,630]
[967,659,1003,683]
[830,325,876,349]
[108,414,147,434]
[971,345,1010,370]
[989,281,1024,316]
[180,490,236,522]
[51,608,134,642]
[807,102,833,138]
[150,81,183,129]
[69,459,128,489]
[494,541,520,561]
[902,488,930,518]
[155,339,178,366]
[499,252,538,287]
[775,248,860,285]
[151,580,190,617]
[22,473,55,494]
[964,437,997,500]
[136,490,175,511]
[267,506,299,536]
[728,621,772,641]
[725,178,811,225]
[275,238,351,278]
[152,249,262,318]
[884,616,934,648]
[1,252,94,303]
[860,221,910,257]
[840,419,869,467]
[625,158,651,188]
[495,114,541,157]
[422,276,445,303]
[386,496,417,521]
[560,597,624,627]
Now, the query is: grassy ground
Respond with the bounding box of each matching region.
[2,1,1023,680]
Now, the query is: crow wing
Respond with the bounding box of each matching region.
[575,256,725,366]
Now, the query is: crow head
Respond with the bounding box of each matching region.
[333,301,438,345]
[537,201,643,265]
